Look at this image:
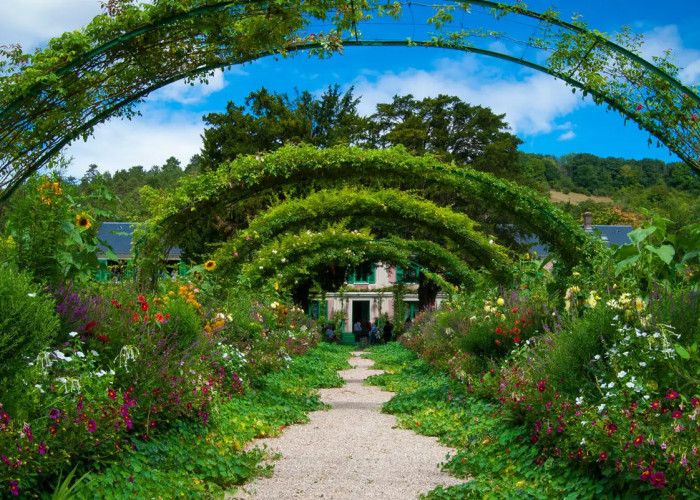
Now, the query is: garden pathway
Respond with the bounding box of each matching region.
[232,351,462,499]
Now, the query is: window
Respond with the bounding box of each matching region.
[395,264,419,284]
[347,262,375,284]
[308,300,328,320]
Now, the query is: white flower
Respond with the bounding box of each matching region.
[68,331,78,337]
[272,250,277,254]
[91,350,99,357]
[653,332,661,338]
[57,377,67,383]
[34,384,44,393]
[607,382,615,388]
[259,266,264,270]
[594,355,601,360]
[75,351,85,358]
[27,293,36,298]
[580,438,586,445]
[639,361,647,367]
[575,396,584,405]
[626,381,635,388]
[617,371,627,378]
[597,403,606,413]
[95,370,106,378]
[281,258,286,263]
[581,421,588,426]
[622,351,629,356]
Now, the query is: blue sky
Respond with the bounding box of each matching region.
[1,0,699,178]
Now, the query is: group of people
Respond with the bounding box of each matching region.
[352,319,393,347]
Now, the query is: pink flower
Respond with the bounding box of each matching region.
[87,420,96,432]
[666,388,679,399]
[537,380,546,393]
[650,471,666,488]
[672,410,683,419]
[9,480,19,496]
[636,104,644,110]
[37,442,46,455]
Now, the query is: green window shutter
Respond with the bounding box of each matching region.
[178,262,188,276]
[369,264,376,284]
[396,265,404,283]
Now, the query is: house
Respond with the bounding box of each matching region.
[311,212,633,342]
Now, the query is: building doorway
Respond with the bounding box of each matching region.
[352,300,370,327]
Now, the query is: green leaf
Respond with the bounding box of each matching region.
[614,253,640,276]
[627,226,656,246]
[675,344,690,360]
[644,244,675,265]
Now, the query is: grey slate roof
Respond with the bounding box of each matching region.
[516,224,633,257]
[97,222,181,260]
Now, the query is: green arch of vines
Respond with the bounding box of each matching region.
[234,225,478,289]
[213,186,512,281]
[1,0,699,202]
[161,145,598,268]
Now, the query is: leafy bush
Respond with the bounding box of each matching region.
[0,266,59,367]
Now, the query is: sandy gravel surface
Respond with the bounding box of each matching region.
[231,351,463,499]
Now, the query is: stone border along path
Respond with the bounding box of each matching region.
[231,351,463,499]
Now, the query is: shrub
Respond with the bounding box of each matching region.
[0,266,59,368]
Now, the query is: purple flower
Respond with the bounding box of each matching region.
[650,471,666,488]
[9,480,19,496]
[87,420,96,432]
[38,442,46,455]
[48,408,60,419]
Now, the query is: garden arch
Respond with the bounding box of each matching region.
[160,145,597,269]
[1,0,699,203]
[212,187,512,281]
[232,226,479,289]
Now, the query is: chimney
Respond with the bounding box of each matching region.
[583,211,593,232]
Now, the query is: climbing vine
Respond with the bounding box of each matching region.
[230,225,478,289]
[160,145,599,269]
[212,186,512,281]
[1,0,699,203]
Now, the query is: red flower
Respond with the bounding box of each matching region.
[494,339,502,346]
[138,295,146,303]
[537,380,546,392]
[141,301,149,312]
[87,420,97,432]
[108,388,117,400]
[650,400,660,410]
[672,410,683,419]
[149,421,156,428]
[633,435,644,446]
[650,471,666,488]
[599,452,607,461]
[691,397,700,408]
[511,307,518,313]
[666,388,679,399]
[640,467,652,481]
[132,314,139,323]
[495,327,502,335]
[636,103,644,111]
[155,312,165,323]
[513,337,521,343]
[692,113,698,122]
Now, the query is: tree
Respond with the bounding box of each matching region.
[199,85,366,169]
[368,94,522,176]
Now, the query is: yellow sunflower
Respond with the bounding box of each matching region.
[204,260,217,271]
[75,213,92,230]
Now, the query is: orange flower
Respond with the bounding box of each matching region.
[75,213,92,230]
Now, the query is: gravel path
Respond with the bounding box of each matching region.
[232,351,463,499]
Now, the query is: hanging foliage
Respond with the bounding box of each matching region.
[1,0,698,203]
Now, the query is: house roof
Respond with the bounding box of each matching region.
[97,222,181,260]
[516,224,633,257]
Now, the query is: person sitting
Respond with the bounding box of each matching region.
[324,325,339,343]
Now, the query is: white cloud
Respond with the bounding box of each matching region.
[557,130,576,141]
[639,25,700,84]
[149,69,230,104]
[0,0,103,51]
[63,108,204,177]
[350,54,582,136]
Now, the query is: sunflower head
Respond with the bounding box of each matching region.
[204,260,216,271]
[76,213,92,230]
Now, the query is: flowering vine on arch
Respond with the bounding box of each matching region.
[0,0,698,204]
